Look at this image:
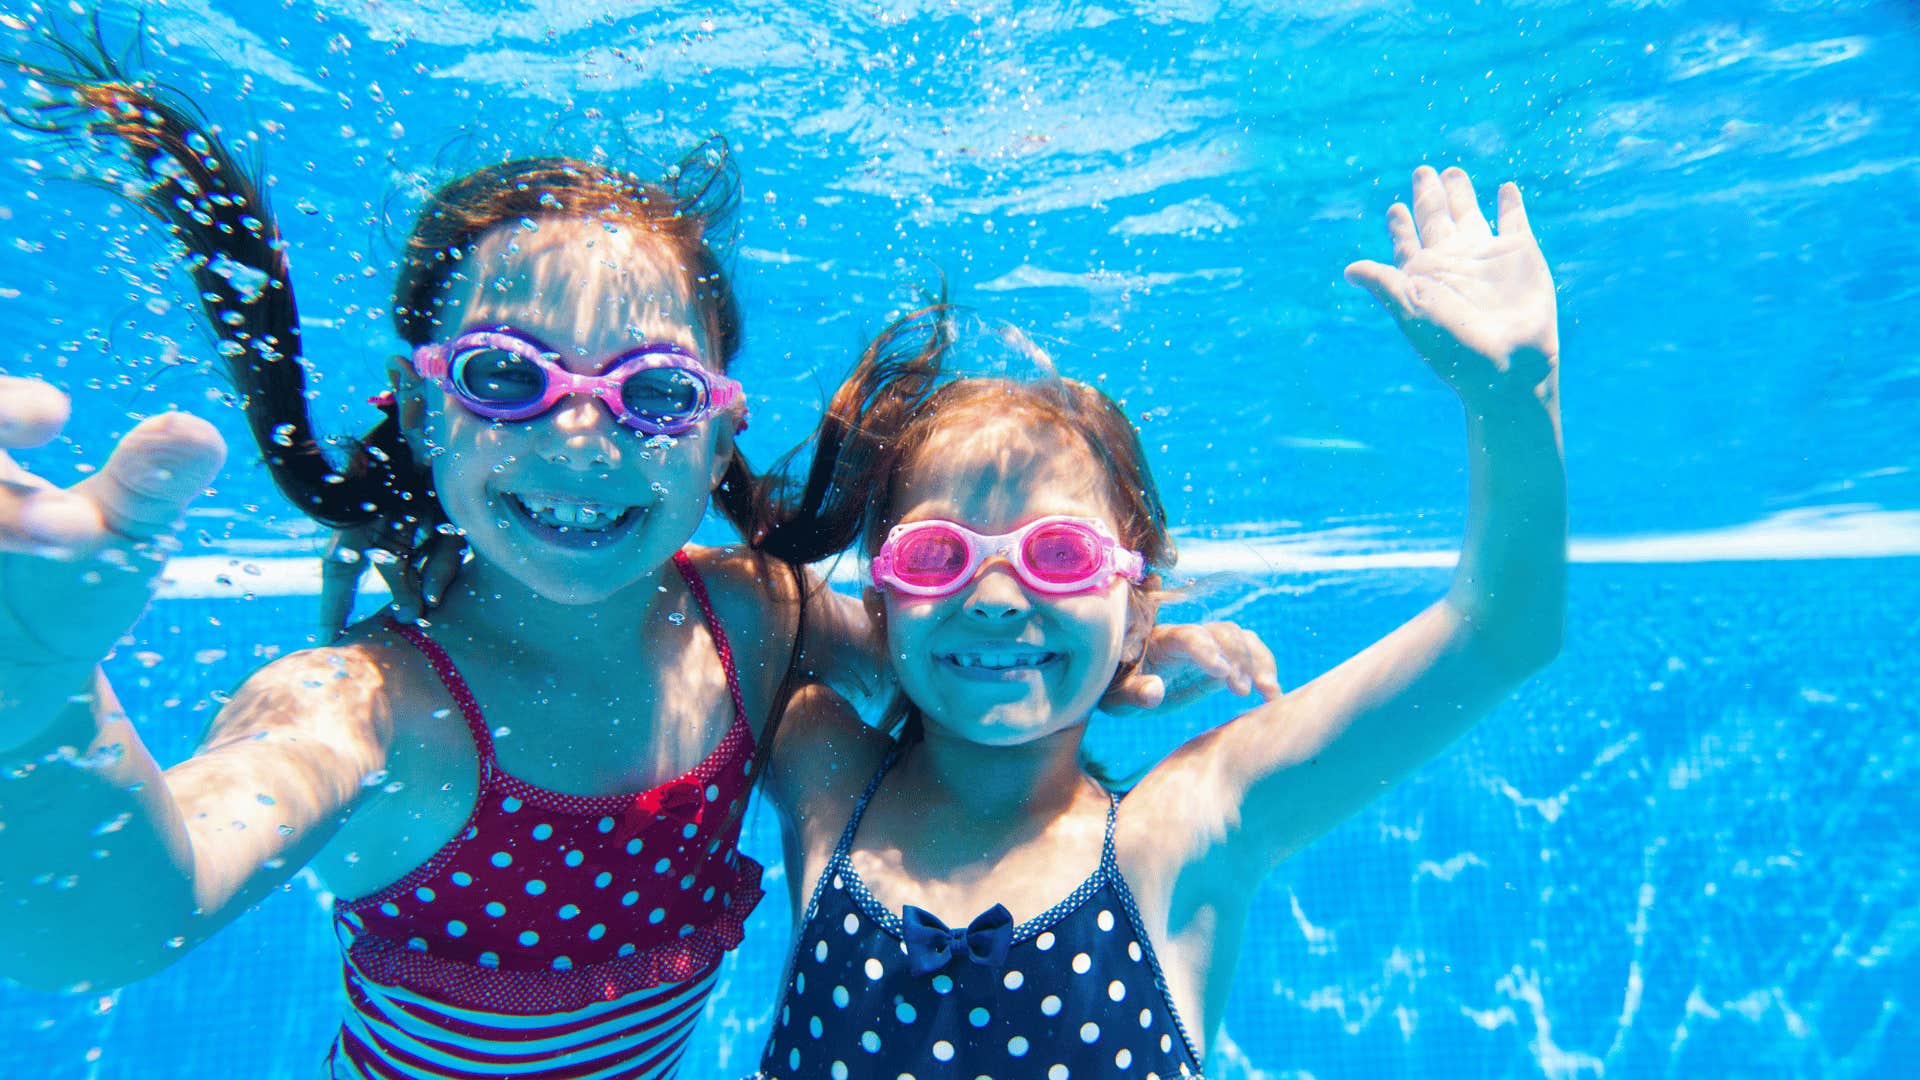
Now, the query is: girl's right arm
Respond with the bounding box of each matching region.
[0,379,391,990]
[1129,167,1565,904]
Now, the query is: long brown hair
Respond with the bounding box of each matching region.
[760,304,1176,746]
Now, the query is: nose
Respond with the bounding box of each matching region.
[963,560,1031,622]
[539,392,623,468]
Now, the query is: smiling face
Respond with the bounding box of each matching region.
[876,410,1142,746]
[407,216,734,604]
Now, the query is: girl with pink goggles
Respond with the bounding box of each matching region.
[870,514,1146,599]
[411,325,748,435]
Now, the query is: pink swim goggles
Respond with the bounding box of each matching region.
[411,325,748,436]
[871,515,1146,599]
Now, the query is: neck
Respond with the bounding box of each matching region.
[901,716,1095,824]
[425,555,677,665]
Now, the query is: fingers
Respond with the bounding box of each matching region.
[0,376,71,449]
[1107,672,1167,714]
[1385,202,1420,266]
[377,550,424,624]
[1204,625,1262,697]
[1441,167,1491,241]
[1182,624,1282,701]
[419,533,465,608]
[1410,165,1456,247]
[318,541,369,642]
[1496,181,1533,240]
[386,355,427,434]
[0,482,106,555]
[1244,633,1283,701]
[72,412,226,540]
[1343,260,1413,317]
[1182,630,1241,695]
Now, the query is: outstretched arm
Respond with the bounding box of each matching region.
[1142,166,1566,895]
[0,378,388,990]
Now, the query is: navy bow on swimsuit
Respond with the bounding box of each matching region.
[756,750,1207,1080]
[902,902,1015,976]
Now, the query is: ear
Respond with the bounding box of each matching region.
[707,419,736,492]
[1120,579,1159,665]
[861,584,889,643]
[385,355,431,458]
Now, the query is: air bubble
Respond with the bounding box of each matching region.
[90,812,132,837]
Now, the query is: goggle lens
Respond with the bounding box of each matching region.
[451,347,545,406]
[1023,521,1104,584]
[619,367,707,428]
[892,527,972,588]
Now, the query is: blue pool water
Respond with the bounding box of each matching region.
[3,0,1917,1076]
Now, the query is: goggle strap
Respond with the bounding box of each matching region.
[412,343,451,381]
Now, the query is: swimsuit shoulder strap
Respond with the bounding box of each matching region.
[671,550,749,732]
[1099,787,1122,874]
[387,620,497,781]
[830,747,902,863]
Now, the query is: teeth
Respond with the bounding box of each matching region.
[511,495,628,532]
[947,650,1056,671]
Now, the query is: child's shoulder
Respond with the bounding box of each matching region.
[766,682,891,824]
[681,543,806,643]
[236,618,445,732]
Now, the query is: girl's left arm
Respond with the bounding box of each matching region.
[1142,166,1566,896]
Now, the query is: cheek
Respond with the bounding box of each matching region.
[1061,590,1131,648]
[880,600,948,681]
[429,415,514,488]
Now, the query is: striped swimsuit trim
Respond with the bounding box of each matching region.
[328,961,717,1080]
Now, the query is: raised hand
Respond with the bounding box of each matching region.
[0,376,225,688]
[1103,621,1282,716]
[317,519,465,639]
[1344,166,1558,409]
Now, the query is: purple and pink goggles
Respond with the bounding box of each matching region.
[871,515,1147,599]
[411,325,748,436]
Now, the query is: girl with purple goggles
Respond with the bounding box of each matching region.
[412,325,749,435]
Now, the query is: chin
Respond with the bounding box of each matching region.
[536,581,625,606]
[482,552,645,606]
[929,704,1084,747]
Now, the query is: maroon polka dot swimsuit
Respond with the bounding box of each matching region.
[327,552,764,1080]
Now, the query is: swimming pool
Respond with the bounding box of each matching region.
[2,0,1915,1076]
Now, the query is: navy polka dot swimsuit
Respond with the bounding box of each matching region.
[756,751,1206,1079]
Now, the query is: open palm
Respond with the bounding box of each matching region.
[1346,166,1558,403]
[0,376,225,677]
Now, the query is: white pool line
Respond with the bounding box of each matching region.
[149,506,1920,601]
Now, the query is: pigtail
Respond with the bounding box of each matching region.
[749,300,957,563]
[12,30,426,535]
[743,300,962,754]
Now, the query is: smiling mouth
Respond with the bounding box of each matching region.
[503,492,644,546]
[937,648,1061,673]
